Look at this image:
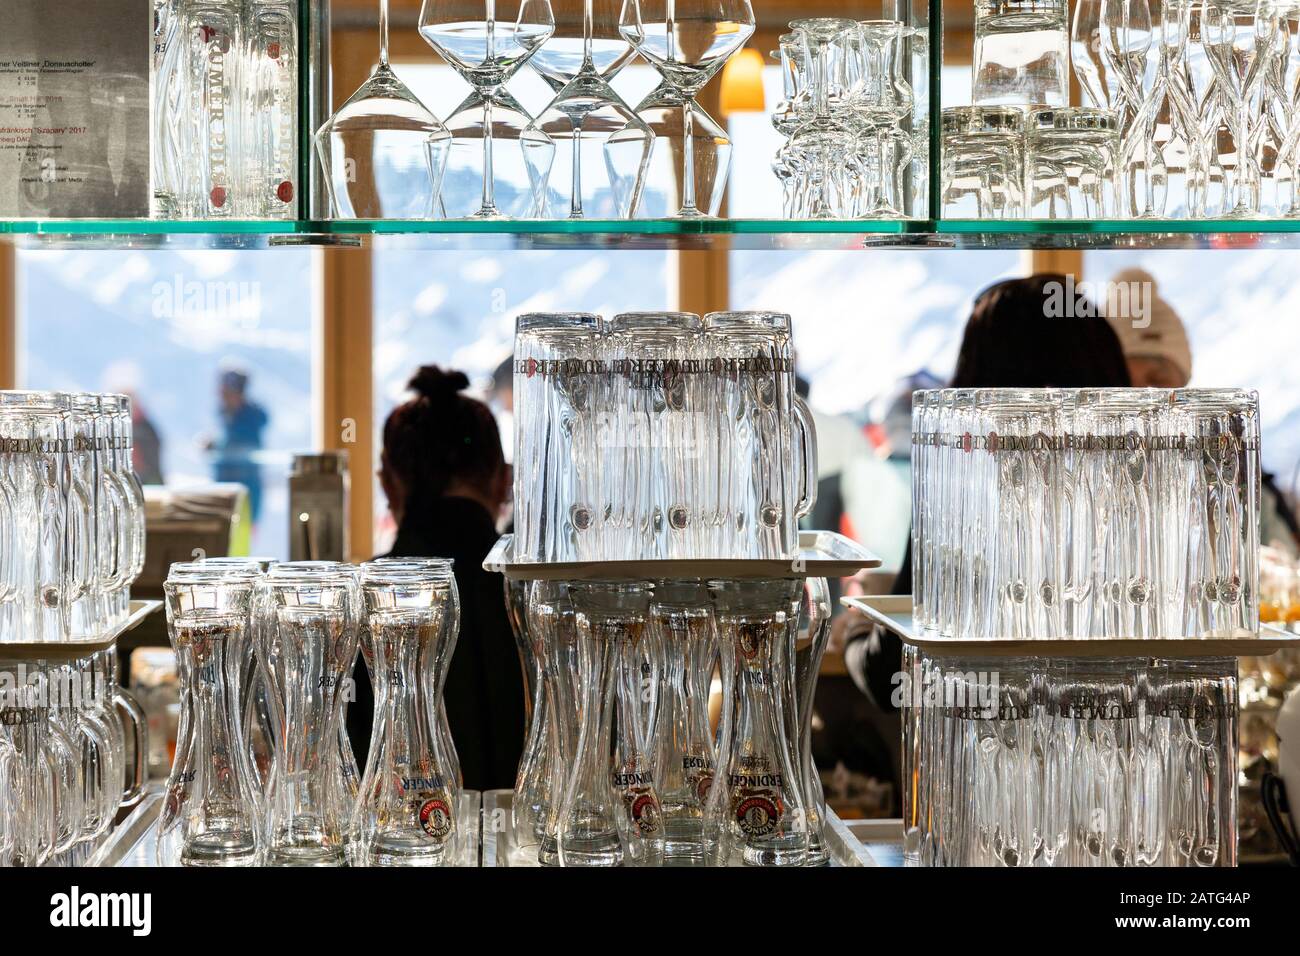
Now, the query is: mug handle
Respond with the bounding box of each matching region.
[793,395,819,521]
[114,686,149,807]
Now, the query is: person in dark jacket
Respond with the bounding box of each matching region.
[347,365,525,791]
[842,275,1133,715]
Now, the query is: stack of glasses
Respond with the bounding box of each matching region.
[512,310,817,563]
[509,576,833,867]
[0,652,148,866]
[0,391,147,642]
[905,387,1258,866]
[157,558,476,867]
[152,0,299,219]
[948,0,1300,220]
[770,17,923,219]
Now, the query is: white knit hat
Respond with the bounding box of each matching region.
[1104,267,1193,382]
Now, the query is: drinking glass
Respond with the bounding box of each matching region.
[419,0,556,219]
[522,0,654,219]
[258,562,360,866]
[702,311,816,560]
[1026,107,1121,218]
[350,566,458,866]
[851,21,914,219]
[158,563,263,866]
[793,576,831,865]
[512,312,602,563]
[941,106,1025,218]
[316,0,451,218]
[244,0,299,218]
[604,312,705,560]
[560,581,662,866]
[973,0,1069,107]
[706,579,808,867]
[530,580,581,866]
[647,580,716,865]
[785,20,857,219]
[620,0,755,218]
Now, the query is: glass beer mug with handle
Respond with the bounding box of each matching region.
[560,581,663,866]
[350,566,458,866]
[647,579,717,866]
[158,563,263,866]
[706,578,808,867]
[258,562,361,866]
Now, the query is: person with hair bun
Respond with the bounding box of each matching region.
[346,365,524,790]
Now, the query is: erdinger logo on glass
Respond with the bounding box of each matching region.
[419,798,453,841]
[729,754,782,837]
[49,887,151,937]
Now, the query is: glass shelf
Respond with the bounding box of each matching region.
[7,217,1300,250]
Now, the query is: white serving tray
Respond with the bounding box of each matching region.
[484,530,881,581]
[89,785,482,867]
[483,789,880,867]
[842,594,1300,659]
[0,599,161,661]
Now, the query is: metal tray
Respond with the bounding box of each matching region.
[484,789,880,867]
[843,595,1300,659]
[484,530,881,582]
[0,599,162,661]
[89,785,482,867]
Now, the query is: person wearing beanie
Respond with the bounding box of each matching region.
[1103,267,1193,387]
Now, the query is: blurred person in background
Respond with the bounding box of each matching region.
[836,275,1133,806]
[208,367,268,524]
[1105,268,1300,552]
[347,365,524,791]
[104,361,164,484]
[489,354,515,466]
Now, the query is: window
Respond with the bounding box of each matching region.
[17,248,319,559]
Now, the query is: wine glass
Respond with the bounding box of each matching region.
[619,0,756,218]
[522,0,654,218]
[851,20,914,219]
[1203,0,1285,218]
[1100,0,1165,217]
[1073,0,1113,109]
[315,0,451,219]
[419,0,556,219]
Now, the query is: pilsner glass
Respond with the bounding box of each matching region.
[158,563,262,866]
[793,576,831,865]
[258,562,360,866]
[706,579,808,867]
[647,580,716,866]
[350,566,458,866]
[560,581,662,866]
[508,575,549,862]
[530,580,582,866]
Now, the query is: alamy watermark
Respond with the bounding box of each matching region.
[1043,274,1152,328]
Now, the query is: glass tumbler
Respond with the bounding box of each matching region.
[973,0,1069,108]
[258,562,360,866]
[941,106,1025,218]
[1026,107,1121,219]
[158,563,263,866]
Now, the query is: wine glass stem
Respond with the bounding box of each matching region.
[570,116,584,219]
[378,0,390,67]
[681,100,698,215]
[482,93,497,215]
